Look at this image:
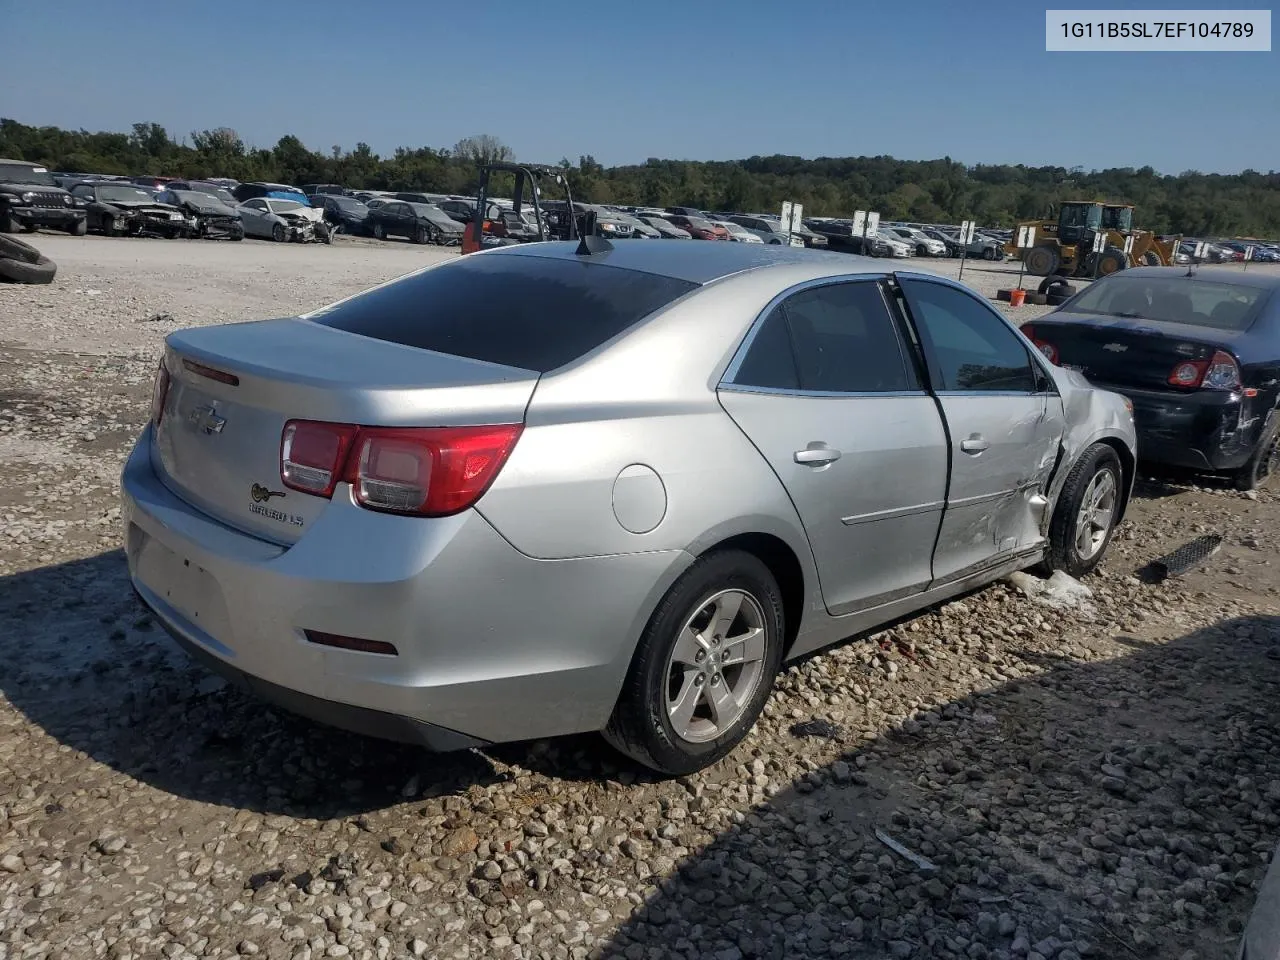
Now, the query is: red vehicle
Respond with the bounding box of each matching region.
[665,214,727,240]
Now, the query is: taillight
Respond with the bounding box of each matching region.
[280,421,523,517]
[1019,324,1059,365]
[1168,350,1241,391]
[149,361,171,427]
[281,420,358,497]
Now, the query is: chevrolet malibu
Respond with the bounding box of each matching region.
[122,242,1137,775]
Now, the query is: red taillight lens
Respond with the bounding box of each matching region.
[149,361,171,427]
[1019,325,1059,365]
[1168,351,1240,391]
[348,424,523,516]
[280,421,523,517]
[281,420,358,497]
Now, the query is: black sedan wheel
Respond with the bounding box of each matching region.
[982,246,997,260]
[414,225,429,245]
[271,223,286,242]
[372,223,386,241]
[1234,418,1280,491]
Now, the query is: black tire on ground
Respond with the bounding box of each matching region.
[320,225,333,245]
[0,234,43,264]
[372,222,386,240]
[271,223,286,242]
[1046,443,1123,578]
[0,209,16,233]
[101,216,116,236]
[0,254,56,285]
[1024,245,1060,277]
[1025,292,1049,305]
[603,549,786,776]
[982,246,997,260]
[1096,248,1127,276]
[1232,414,1280,491]
[230,227,244,241]
[1046,292,1070,306]
[67,219,87,236]
[414,225,428,245]
[1038,276,1076,297]
[1142,250,1163,266]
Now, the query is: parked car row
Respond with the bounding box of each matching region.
[1175,238,1280,264]
[0,162,334,244]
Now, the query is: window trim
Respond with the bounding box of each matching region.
[893,272,1060,398]
[720,274,927,399]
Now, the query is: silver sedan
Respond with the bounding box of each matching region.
[121,242,1136,775]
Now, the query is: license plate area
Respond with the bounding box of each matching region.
[134,532,225,635]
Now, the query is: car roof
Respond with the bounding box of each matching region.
[486,240,889,285]
[1114,266,1280,290]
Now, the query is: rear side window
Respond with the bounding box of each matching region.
[308,254,698,373]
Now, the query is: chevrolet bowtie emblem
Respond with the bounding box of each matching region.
[188,403,226,435]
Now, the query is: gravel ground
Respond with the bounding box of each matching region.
[3,236,1280,960]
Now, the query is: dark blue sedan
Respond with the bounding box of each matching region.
[1018,266,1280,490]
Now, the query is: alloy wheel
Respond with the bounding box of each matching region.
[1074,468,1118,560]
[664,589,768,744]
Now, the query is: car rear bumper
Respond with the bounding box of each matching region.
[1095,382,1262,471]
[120,428,689,749]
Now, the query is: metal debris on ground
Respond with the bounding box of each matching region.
[875,828,939,872]
[1148,534,1224,581]
[789,718,844,740]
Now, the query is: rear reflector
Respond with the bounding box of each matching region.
[303,630,399,656]
[182,358,241,387]
[280,420,523,517]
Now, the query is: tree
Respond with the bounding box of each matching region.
[452,134,514,167]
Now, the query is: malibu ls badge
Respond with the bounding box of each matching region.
[188,403,226,435]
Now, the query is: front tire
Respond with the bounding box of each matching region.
[271,223,286,242]
[372,222,386,240]
[982,246,997,261]
[604,550,785,776]
[1046,443,1123,578]
[1024,245,1060,277]
[68,219,87,237]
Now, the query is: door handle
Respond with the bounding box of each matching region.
[960,436,990,454]
[794,444,842,466]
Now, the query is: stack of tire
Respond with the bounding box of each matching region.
[0,235,56,285]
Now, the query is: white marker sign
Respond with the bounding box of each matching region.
[1016,225,1034,249]
[1245,245,1255,261]
[866,211,881,236]
[780,201,793,232]
[960,220,976,244]
[851,210,866,236]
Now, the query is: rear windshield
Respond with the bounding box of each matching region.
[307,253,698,372]
[1068,275,1267,331]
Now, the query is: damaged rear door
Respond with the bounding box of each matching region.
[895,274,1065,585]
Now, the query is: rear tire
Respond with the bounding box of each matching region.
[603,550,785,776]
[1232,415,1280,491]
[1024,245,1060,277]
[1046,444,1123,578]
[1142,250,1163,266]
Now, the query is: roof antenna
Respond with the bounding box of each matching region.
[575,210,614,255]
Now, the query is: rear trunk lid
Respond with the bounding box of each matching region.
[152,318,537,544]
[1028,311,1247,391]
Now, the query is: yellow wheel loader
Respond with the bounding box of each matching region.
[1005,201,1180,278]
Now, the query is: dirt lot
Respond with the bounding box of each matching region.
[3,235,1280,960]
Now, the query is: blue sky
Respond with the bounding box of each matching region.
[2,0,1274,173]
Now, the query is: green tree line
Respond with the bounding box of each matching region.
[3,118,1278,236]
